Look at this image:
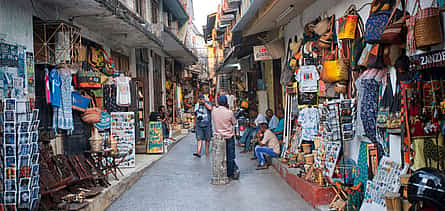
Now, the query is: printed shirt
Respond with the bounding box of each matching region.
[295,65,319,92]
[261,129,281,154]
[212,106,236,139]
[195,102,212,128]
[298,107,320,141]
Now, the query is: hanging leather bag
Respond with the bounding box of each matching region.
[314,13,331,35]
[364,0,395,43]
[415,0,443,48]
[380,0,408,44]
[319,16,335,49]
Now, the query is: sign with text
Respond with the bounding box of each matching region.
[253,45,272,61]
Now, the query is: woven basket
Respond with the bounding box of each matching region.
[415,8,443,48]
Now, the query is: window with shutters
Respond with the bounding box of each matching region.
[151,0,159,24]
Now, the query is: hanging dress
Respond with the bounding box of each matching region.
[53,69,73,132]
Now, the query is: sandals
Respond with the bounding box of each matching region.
[193,153,201,158]
[256,164,268,170]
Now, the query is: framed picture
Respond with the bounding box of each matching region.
[16,100,27,114]
[18,144,30,156]
[30,120,39,132]
[5,98,16,111]
[19,190,30,208]
[19,178,30,191]
[31,154,39,164]
[19,121,30,133]
[5,168,16,179]
[5,145,16,156]
[18,133,29,144]
[4,123,15,133]
[19,155,30,167]
[17,113,27,123]
[31,165,39,177]
[4,191,16,205]
[4,110,15,122]
[31,187,39,199]
[5,180,16,191]
[6,156,16,168]
[31,109,38,121]
[31,176,39,188]
[31,143,38,154]
[30,132,38,143]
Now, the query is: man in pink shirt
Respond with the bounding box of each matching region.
[212,96,240,180]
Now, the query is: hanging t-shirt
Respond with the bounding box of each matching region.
[298,107,320,141]
[116,76,131,106]
[49,68,62,108]
[295,65,319,92]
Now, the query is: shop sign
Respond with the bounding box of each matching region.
[253,45,273,61]
[410,50,445,70]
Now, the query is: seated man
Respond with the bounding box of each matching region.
[240,109,267,153]
[273,109,285,142]
[255,123,281,170]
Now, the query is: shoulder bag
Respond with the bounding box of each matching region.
[338,5,359,40]
[81,93,101,124]
[380,0,408,44]
[364,0,395,43]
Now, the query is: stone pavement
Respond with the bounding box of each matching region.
[107,134,316,211]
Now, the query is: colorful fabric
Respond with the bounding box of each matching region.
[104,84,126,112]
[351,141,369,209]
[360,79,379,142]
[53,69,73,132]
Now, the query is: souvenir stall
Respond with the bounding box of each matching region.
[0,37,41,210]
[279,0,445,210]
[29,20,138,210]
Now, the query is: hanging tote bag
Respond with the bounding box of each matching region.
[321,48,348,83]
[72,91,91,112]
[380,0,408,44]
[338,5,359,40]
[77,69,101,89]
[415,0,443,48]
[364,0,394,43]
[81,94,101,124]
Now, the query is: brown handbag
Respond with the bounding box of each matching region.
[415,0,443,48]
[81,94,101,124]
[314,13,331,35]
[380,0,408,44]
[318,16,335,49]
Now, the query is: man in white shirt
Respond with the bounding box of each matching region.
[226,90,236,111]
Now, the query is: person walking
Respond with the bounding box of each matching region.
[212,95,240,180]
[194,95,213,157]
[158,105,169,139]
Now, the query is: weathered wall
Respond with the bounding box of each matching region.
[0,0,34,51]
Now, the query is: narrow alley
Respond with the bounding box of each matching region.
[107,134,315,211]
